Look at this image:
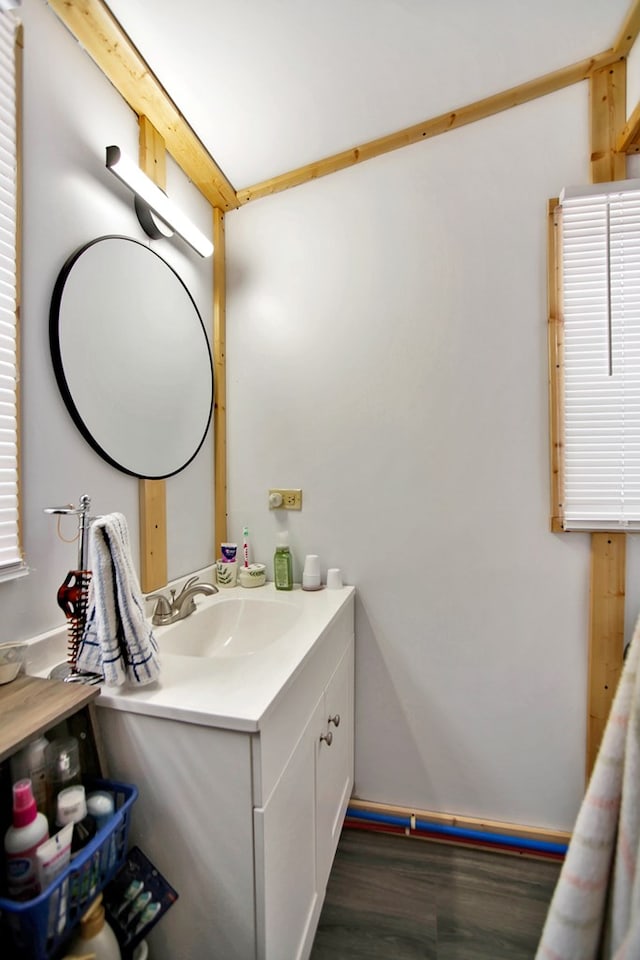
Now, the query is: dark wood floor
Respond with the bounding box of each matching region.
[310,827,561,960]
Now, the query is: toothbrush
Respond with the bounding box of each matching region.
[242,526,249,567]
[134,901,161,936]
[125,890,152,926]
[115,879,144,918]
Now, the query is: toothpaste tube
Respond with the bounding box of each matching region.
[35,823,73,890]
[220,543,237,562]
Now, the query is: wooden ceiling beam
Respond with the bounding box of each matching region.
[46,2,639,205]
[237,48,622,204]
[47,0,238,211]
[613,0,640,57]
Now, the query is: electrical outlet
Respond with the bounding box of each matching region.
[269,488,303,510]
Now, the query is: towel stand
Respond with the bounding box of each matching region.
[44,494,102,684]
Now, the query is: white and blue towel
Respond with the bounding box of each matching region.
[76,513,160,686]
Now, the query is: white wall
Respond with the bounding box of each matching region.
[226,85,595,830]
[1,0,215,645]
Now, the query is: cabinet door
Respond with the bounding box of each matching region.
[315,639,354,894]
[254,695,324,960]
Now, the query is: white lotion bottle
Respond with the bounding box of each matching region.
[67,893,122,960]
[4,778,49,899]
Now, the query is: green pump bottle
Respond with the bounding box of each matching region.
[274,532,293,590]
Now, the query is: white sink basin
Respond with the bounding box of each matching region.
[157,596,301,658]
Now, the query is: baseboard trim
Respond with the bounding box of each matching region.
[346,798,569,860]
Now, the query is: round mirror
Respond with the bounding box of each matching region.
[50,236,214,479]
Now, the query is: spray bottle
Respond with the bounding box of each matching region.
[4,779,49,900]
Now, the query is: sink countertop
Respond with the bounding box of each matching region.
[27,584,355,733]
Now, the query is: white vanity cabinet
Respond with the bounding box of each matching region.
[96,591,354,960]
[254,640,354,960]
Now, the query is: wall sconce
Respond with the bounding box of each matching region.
[105,145,213,258]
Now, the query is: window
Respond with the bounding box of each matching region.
[0,7,25,580]
[553,180,640,531]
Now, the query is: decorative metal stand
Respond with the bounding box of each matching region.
[44,494,101,684]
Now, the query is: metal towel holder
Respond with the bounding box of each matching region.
[44,494,101,684]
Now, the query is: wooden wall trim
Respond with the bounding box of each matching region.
[237,49,621,204]
[613,0,640,57]
[587,534,626,774]
[616,99,640,154]
[46,0,238,212]
[614,0,640,151]
[586,61,627,779]
[348,799,571,850]
[590,61,627,182]
[137,116,168,593]
[139,115,167,188]
[547,199,564,533]
[213,209,227,557]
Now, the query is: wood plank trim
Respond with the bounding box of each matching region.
[590,61,627,182]
[46,0,238,212]
[613,0,640,57]
[213,209,227,557]
[616,99,640,153]
[238,49,622,204]
[586,61,627,780]
[139,114,167,188]
[137,117,168,593]
[587,534,626,775]
[348,799,571,849]
[138,479,167,593]
[547,198,564,532]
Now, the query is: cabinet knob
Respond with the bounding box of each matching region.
[328,714,340,728]
[320,730,333,746]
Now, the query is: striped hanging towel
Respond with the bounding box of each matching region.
[76,513,160,686]
[535,612,640,959]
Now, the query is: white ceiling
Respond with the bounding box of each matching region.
[104,0,631,190]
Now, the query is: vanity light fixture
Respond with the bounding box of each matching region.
[105,146,213,258]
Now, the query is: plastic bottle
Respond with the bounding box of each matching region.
[45,736,81,830]
[274,532,293,590]
[86,790,115,831]
[10,734,49,814]
[67,893,122,960]
[4,778,49,900]
[56,785,97,856]
[87,790,117,869]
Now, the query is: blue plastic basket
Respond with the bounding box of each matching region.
[0,779,137,960]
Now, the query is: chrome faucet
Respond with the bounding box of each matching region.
[148,576,218,626]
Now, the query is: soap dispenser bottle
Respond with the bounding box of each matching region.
[274,532,293,591]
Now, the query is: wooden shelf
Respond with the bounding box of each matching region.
[0,674,100,763]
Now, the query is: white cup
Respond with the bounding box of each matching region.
[302,554,321,591]
[326,568,343,589]
[216,560,237,587]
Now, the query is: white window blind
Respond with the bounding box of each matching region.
[0,8,24,580]
[559,179,640,531]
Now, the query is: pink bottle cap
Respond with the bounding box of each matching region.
[12,778,37,828]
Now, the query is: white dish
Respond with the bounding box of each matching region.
[0,642,26,684]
